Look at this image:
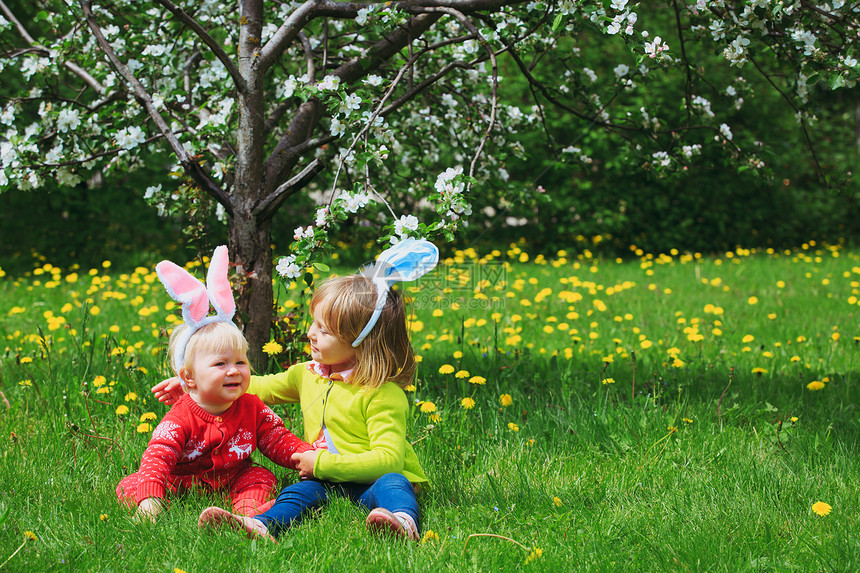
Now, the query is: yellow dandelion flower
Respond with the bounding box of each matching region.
[552,496,562,507]
[807,380,825,391]
[790,416,799,423]
[19,380,32,387]
[469,375,487,385]
[500,394,513,407]
[790,355,801,362]
[92,375,107,387]
[525,547,543,563]
[811,501,832,516]
[742,334,755,343]
[453,350,463,359]
[461,397,476,410]
[432,309,444,317]
[601,378,615,385]
[96,386,111,394]
[455,369,470,379]
[136,423,152,433]
[508,422,519,432]
[24,531,37,541]
[751,367,767,375]
[115,405,129,415]
[667,425,678,433]
[419,401,437,414]
[438,364,455,375]
[748,296,758,305]
[100,514,109,521]
[404,384,416,392]
[125,392,138,402]
[140,412,157,422]
[262,341,283,355]
[421,530,440,544]
[20,357,32,364]
[682,418,693,424]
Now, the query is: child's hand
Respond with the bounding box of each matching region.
[134,497,164,523]
[291,450,320,479]
[151,377,184,405]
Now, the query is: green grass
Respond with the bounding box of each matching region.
[1,241,858,571]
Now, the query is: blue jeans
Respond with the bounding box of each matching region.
[255,473,420,538]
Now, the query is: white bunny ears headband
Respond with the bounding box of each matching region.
[156,245,237,373]
[352,238,439,347]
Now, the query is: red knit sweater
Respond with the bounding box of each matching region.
[132,393,311,502]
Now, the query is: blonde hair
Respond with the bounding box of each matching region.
[310,275,415,389]
[168,321,249,376]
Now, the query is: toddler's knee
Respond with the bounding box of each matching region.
[377,472,412,489]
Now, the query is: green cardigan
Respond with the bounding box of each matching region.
[248,362,428,485]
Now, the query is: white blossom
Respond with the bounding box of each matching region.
[276,255,302,279]
[341,191,370,213]
[293,225,314,240]
[315,207,329,226]
[318,75,340,91]
[356,6,372,25]
[57,108,81,133]
[394,214,419,236]
[116,126,146,150]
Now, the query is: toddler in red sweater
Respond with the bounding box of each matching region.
[116,246,311,522]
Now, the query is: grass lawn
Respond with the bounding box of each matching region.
[0,240,858,571]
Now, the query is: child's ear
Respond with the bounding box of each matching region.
[179,368,195,389]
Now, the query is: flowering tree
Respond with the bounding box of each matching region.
[2,0,858,365]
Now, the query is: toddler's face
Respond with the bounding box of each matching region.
[185,346,250,414]
[307,316,356,372]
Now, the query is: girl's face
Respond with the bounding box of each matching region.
[182,346,250,414]
[307,314,356,373]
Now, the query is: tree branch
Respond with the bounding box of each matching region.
[0,0,108,95]
[258,0,321,73]
[262,11,442,190]
[411,6,498,187]
[254,158,325,222]
[78,0,231,211]
[152,0,247,94]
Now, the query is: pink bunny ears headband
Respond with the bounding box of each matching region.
[352,238,439,347]
[156,245,237,373]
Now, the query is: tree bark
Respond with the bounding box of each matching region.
[228,208,274,371]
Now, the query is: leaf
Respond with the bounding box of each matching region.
[313,262,330,272]
[829,74,844,89]
[552,14,564,31]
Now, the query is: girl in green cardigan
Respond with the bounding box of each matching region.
[157,239,439,541]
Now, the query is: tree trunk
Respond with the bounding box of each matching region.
[233,0,270,370]
[229,208,273,371]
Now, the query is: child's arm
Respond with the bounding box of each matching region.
[255,402,313,469]
[313,385,409,483]
[151,377,184,405]
[131,417,186,512]
[247,367,302,405]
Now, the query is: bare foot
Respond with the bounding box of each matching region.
[198,507,276,542]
